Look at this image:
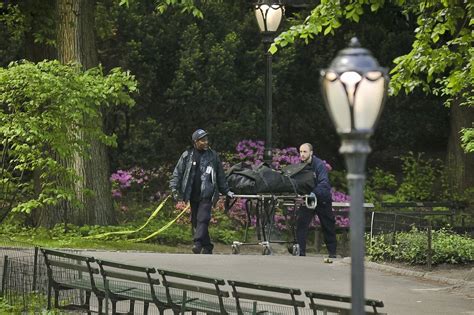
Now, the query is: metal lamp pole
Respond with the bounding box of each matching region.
[254,1,284,164]
[263,34,273,164]
[321,38,389,314]
[342,131,371,314]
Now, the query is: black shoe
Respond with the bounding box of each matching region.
[202,247,213,254]
[328,254,337,258]
[192,245,202,254]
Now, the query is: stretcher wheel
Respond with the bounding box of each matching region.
[262,245,272,256]
[291,244,300,256]
[231,244,240,255]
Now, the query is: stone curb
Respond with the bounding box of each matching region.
[341,257,473,287]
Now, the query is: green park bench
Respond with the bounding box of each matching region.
[41,248,103,313]
[157,268,233,314]
[305,291,385,315]
[96,259,177,315]
[227,279,306,314]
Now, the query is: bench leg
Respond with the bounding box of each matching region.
[129,300,135,314]
[143,302,149,315]
[111,300,117,315]
[47,282,52,310]
[54,289,60,309]
[97,297,103,315]
[85,291,91,315]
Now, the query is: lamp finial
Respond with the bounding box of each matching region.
[349,37,361,48]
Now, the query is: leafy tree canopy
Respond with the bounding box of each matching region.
[273,0,473,152]
[0,60,136,220]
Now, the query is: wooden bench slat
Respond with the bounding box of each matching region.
[305,291,384,307]
[228,280,302,295]
[227,279,305,313]
[164,281,229,297]
[49,260,98,274]
[102,270,158,285]
[305,290,385,314]
[234,291,305,307]
[158,269,225,285]
[42,248,94,262]
[96,259,155,274]
[332,202,374,208]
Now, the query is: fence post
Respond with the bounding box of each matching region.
[32,247,38,292]
[1,255,8,297]
[427,221,432,271]
[390,214,398,262]
[370,211,375,246]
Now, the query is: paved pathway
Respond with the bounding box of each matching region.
[80,249,474,315]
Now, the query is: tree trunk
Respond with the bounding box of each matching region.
[446,100,474,191]
[37,0,116,226]
[23,0,58,226]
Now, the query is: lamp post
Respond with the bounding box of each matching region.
[254,0,284,164]
[320,37,388,315]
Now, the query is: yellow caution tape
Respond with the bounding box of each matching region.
[134,205,189,242]
[85,195,171,239]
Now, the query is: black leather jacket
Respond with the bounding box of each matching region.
[170,148,230,203]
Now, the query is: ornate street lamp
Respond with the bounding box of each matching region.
[254,0,284,164]
[321,37,388,315]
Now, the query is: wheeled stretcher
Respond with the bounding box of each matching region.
[226,194,317,255]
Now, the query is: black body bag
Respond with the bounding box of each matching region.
[226,162,315,195]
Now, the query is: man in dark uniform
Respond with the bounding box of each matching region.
[170,129,234,254]
[296,143,336,257]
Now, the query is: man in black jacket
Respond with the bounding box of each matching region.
[170,129,234,254]
[296,143,336,257]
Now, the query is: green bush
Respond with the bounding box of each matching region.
[432,228,474,264]
[0,295,63,314]
[367,228,474,265]
[392,228,428,264]
[366,234,396,261]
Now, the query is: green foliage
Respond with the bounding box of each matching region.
[365,168,398,203]
[395,152,442,201]
[0,295,63,315]
[432,228,474,264]
[152,223,193,245]
[0,60,136,219]
[275,0,473,152]
[367,227,474,265]
[329,169,348,193]
[155,0,224,19]
[392,228,428,264]
[366,234,396,261]
[460,127,474,153]
[210,209,245,244]
[365,152,474,205]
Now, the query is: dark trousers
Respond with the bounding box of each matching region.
[296,204,336,256]
[190,200,213,251]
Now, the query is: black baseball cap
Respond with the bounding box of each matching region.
[192,129,208,142]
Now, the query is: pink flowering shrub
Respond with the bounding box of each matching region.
[110,166,170,204]
[235,140,301,169]
[109,140,351,231]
